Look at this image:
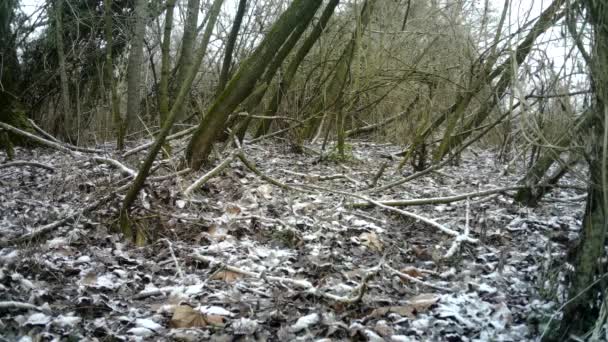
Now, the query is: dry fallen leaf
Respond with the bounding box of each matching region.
[407,293,439,311]
[170,305,207,328]
[370,306,415,319]
[399,266,424,278]
[225,205,241,216]
[205,314,225,326]
[360,232,383,252]
[211,270,242,283]
[370,293,439,319]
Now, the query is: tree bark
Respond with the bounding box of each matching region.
[216,0,247,95]
[103,0,123,151]
[185,0,324,170]
[254,0,340,137]
[548,0,608,338]
[54,0,72,141]
[124,0,148,150]
[120,0,225,242]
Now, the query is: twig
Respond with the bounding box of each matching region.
[352,186,522,208]
[236,152,315,193]
[184,153,236,195]
[162,239,184,280]
[149,168,192,182]
[27,119,106,154]
[92,157,137,177]
[193,253,380,303]
[443,197,471,258]
[384,265,451,291]
[302,184,477,243]
[0,301,47,312]
[370,161,388,187]
[0,161,55,172]
[281,169,360,185]
[0,183,130,246]
[121,126,197,158]
[0,122,76,155]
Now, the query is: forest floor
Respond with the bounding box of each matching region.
[0,138,586,341]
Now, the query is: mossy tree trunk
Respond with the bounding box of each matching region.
[103,0,123,151]
[230,1,330,142]
[301,0,375,144]
[434,0,566,160]
[547,1,608,339]
[173,0,200,123]
[0,0,32,157]
[120,0,225,242]
[515,108,594,206]
[254,0,340,138]
[216,0,247,96]
[158,0,177,155]
[124,0,148,150]
[185,0,324,170]
[54,0,72,141]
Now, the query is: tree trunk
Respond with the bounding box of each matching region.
[103,0,123,151]
[216,0,247,95]
[124,0,148,150]
[515,108,594,206]
[120,0,225,242]
[54,0,72,141]
[548,0,608,338]
[434,0,566,160]
[173,0,200,123]
[254,0,340,137]
[185,0,324,170]
[228,4,327,141]
[302,0,375,142]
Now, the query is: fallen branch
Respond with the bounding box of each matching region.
[0,301,47,312]
[353,186,522,208]
[0,161,55,172]
[444,197,471,258]
[0,122,75,155]
[121,126,198,158]
[92,157,137,178]
[281,169,360,185]
[302,184,477,243]
[184,153,237,195]
[384,265,450,291]
[0,183,130,246]
[193,253,380,303]
[369,161,388,188]
[236,152,315,193]
[149,168,192,182]
[27,119,106,154]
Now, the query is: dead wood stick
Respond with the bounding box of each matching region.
[92,156,137,177]
[236,152,315,193]
[0,183,131,246]
[302,184,477,243]
[0,301,47,312]
[444,197,471,258]
[0,161,55,172]
[352,186,523,208]
[183,153,237,195]
[121,126,198,158]
[0,122,75,155]
[27,119,106,154]
[149,168,192,182]
[193,253,379,303]
[384,265,450,291]
[231,112,302,123]
[281,169,360,184]
[370,161,388,187]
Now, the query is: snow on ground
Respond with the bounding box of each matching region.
[0,139,585,341]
